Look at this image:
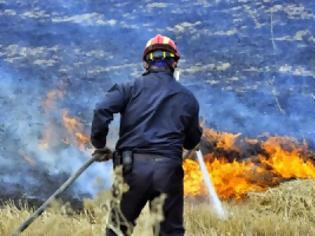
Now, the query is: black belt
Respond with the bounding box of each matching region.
[133,153,168,161]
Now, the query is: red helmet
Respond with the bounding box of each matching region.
[143,34,180,62]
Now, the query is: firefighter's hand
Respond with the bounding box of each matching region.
[182,143,201,160]
[92,147,112,162]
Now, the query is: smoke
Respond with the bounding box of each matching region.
[186,81,315,147]
[0,68,114,201]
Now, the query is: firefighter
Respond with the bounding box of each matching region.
[91,34,202,236]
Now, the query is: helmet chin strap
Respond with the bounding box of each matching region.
[143,64,173,76]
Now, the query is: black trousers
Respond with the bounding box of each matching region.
[106,154,185,236]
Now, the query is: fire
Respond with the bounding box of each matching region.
[39,89,315,200]
[75,132,90,146]
[261,137,315,179]
[39,89,90,151]
[204,128,242,151]
[183,128,315,200]
[62,110,90,150]
[184,156,268,200]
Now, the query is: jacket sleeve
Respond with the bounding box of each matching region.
[91,83,130,148]
[183,101,203,150]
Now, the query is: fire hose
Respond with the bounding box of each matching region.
[11,156,97,236]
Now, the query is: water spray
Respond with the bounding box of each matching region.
[196,149,227,219]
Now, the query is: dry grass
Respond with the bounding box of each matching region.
[1,180,315,236]
[186,179,315,236]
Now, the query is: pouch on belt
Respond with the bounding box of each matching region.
[113,151,133,174]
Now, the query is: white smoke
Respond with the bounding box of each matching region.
[0,69,114,200]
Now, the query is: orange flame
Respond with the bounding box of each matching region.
[75,132,90,146]
[204,129,242,151]
[184,157,268,200]
[261,137,315,179]
[183,128,315,200]
[62,110,90,150]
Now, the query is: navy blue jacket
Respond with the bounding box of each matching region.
[91,71,202,158]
